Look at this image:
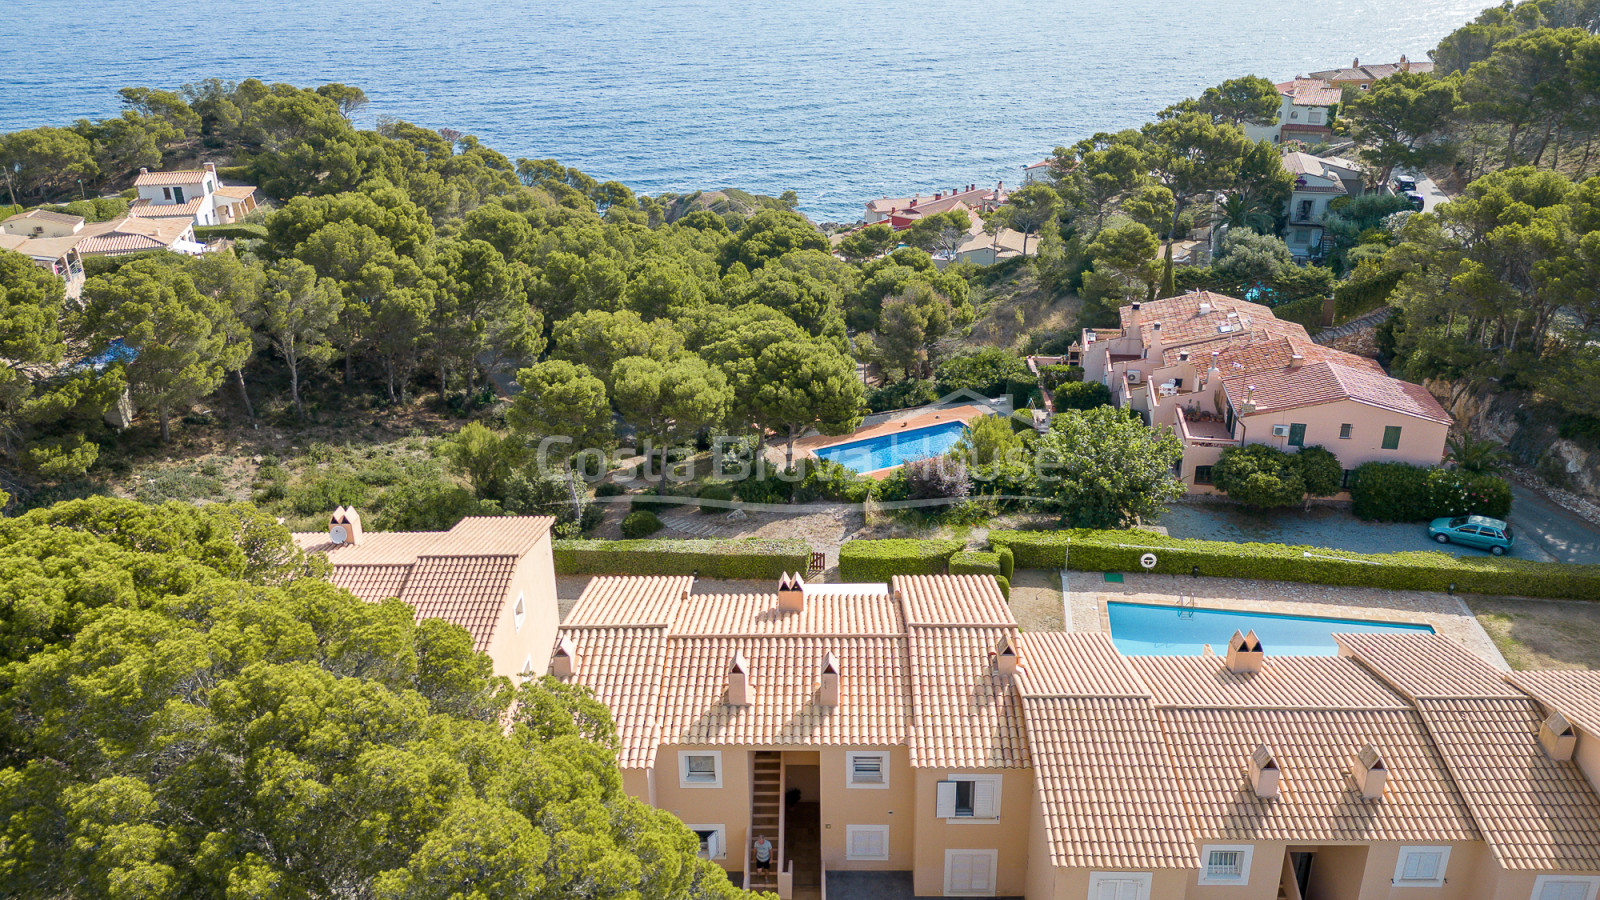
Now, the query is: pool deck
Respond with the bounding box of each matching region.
[791,403,994,479]
[1062,571,1509,670]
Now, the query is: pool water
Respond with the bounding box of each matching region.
[813,421,969,474]
[1106,601,1435,657]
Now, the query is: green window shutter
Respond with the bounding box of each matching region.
[1382,425,1402,450]
[1288,423,1306,447]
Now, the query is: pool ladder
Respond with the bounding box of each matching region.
[1177,595,1195,619]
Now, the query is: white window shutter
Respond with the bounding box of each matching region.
[935,781,957,818]
[951,853,973,891]
[969,852,993,891]
[710,830,722,859]
[972,778,998,818]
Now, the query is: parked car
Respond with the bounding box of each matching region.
[1428,515,1515,555]
[1394,175,1418,193]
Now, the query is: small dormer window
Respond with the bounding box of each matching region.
[513,592,525,632]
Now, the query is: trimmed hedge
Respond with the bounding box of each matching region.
[838,539,964,584]
[194,223,268,241]
[621,510,663,538]
[950,551,1001,577]
[554,538,810,579]
[987,529,1600,601]
[996,546,1015,580]
[1350,463,1512,522]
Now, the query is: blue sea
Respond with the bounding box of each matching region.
[3,0,1487,221]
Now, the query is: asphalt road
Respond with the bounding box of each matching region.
[1156,484,1600,565]
[1396,169,1449,213]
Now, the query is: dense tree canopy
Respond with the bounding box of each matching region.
[0,499,759,900]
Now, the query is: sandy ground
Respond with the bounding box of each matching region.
[1465,596,1600,669]
[1008,569,1065,633]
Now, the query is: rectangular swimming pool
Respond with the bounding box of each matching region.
[813,420,969,474]
[1106,601,1435,657]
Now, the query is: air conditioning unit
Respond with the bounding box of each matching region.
[1127,370,1142,384]
[1272,424,1290,437]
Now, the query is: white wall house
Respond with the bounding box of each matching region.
[129,163,258,229]
[1281,152,1367,260]
[1243,78,1341,145]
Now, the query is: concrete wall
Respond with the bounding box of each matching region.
[1575,724,1600,795]
[656,745,753,876]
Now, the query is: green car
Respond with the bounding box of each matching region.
[1428,515,1515,555]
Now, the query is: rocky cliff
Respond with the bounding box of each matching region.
[1431,381,1600,501]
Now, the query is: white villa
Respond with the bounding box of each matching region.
[130,163,258,228]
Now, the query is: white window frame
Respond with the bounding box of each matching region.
[513,591,526,632]
[943,849,998,896]
[686,824,726,860]
[1087,871,1153,900]
[936,773,1002,822]
[1197,844,1253,885]
[1532,876,1600,900]
[845,824,889,861]
[846,751,890,789]
[1393,846,1450,888]
[678,750,722,788]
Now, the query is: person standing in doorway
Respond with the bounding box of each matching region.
[753,834,773,873]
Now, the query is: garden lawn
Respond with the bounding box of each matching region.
[1466,596,1600,669]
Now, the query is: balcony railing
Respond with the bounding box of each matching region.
[1176,406,1239,446]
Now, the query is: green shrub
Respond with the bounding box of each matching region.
[995,545,1015,580]
[698,484,735,513]
[374,479,499,531]
[1351,463,1512,522]
[1295,445,1344,498]
[838,539,964,583]
[1212,444,1304,509]
[987,529,1600,602]
[797,459,872,504]
[735,472,796,505]
[1053,381,1112,410]
[594,482,626,498]
[950,551,1002,577]
[621,510,664,538]
[866,379,939,413]
[1037,364,1083,391]
[288,474,372,516]
[936,348,1031,397]
[194,223,268,241]
[553,538,809,579]
[995,574,1011,600]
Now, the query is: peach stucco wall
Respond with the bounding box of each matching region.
[818,746,918,870]
[1237,399,1448,470]
[911,767,1033,897]
[483,532,561,683]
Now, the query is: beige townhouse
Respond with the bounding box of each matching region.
[1074,291,1451,494]
[553,572,1600,900]
[292,509,559,682]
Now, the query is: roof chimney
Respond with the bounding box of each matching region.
[1178,349,1190,362]
[139,167,148,174]
[1249,744,1281,798]
[994,634,1019,677]
[1352,57,1360,68]
[1351,744,1387,799]
[204,162,217,176]
[728,650,750,706]
[1128,300,1142,332]
[1539,710,1577,761]
[1198,300,1212,315]
[778,572,805,612]
[1288,354,1305,370]
[329,506,363,545]
[552,636,578,679]
[1225,629,1265,674]
[819,650,840,707]
[1241,385,1258,415]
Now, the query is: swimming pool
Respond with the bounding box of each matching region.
[813,420,969,474]
[1106,601,1435,657]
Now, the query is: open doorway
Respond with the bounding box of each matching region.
[784,759,821,898]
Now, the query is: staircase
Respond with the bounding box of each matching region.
[750,751,782,893]
[1312,305,1394,345]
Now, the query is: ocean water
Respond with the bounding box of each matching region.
[3,0,1487,220]
[1106,601,1435,657]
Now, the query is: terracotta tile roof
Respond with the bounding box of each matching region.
[72,216,192,256]
[1223,357,1452,425]
[672,592,905,636]
[291,516,554,651]
[4,208,83,226]
[556,575,1026,770]
[1016,632,1148,698]
[661,635,912,749]
[399,555,519,651]
[128,198,206,218]
[1506,670,1600,737]
[897,574,1014,626]
[1277,77,1342,107]
[214,185,257,201]
[558,626,666,768]
[1337,632,1521,701]
[1415,697,1600,869]
[1159,707,1482,843]
[1310,61,1435,82]
[908,625,1029,768]
[563,575,692,628]
[1130,656,1411,710]
[1120,292,1306,350]
[1025,697,1200,869]
[134,169,210,186]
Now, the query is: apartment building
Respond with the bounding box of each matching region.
[1074,291,1451,493]
[292,509,559,682]
[551,571,1600,900]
